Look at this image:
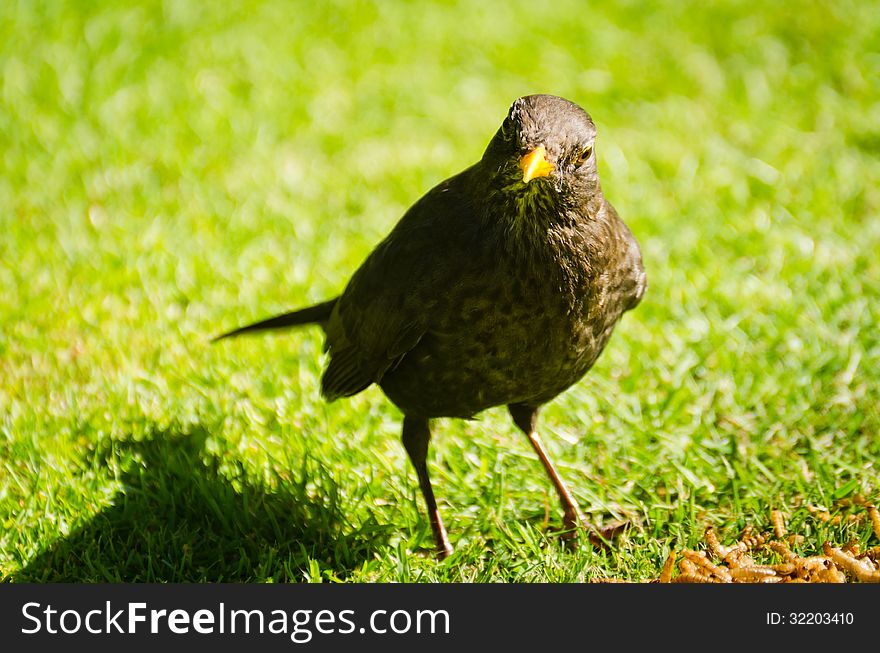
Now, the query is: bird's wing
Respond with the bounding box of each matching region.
[320,174,475,400]
[605,201,646,312]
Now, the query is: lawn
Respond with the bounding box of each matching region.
[1,0,879,582]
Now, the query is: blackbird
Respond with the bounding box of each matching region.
[216,94,646,558]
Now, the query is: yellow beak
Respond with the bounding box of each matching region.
[519,145,555,183]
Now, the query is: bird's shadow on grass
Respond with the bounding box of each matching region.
[14,428,389,582]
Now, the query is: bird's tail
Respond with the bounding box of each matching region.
[212,298,337,342]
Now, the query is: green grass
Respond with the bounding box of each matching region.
[2,0,879,582]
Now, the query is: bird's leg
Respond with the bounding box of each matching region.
[401,415,453,559]
[508,403,592,541]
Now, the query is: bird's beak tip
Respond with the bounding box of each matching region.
[519,145,555,183]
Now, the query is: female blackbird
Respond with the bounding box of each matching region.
[216,94,646,558]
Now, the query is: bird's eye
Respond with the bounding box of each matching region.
[575,146,593,166]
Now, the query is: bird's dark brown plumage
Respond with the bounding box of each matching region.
[216,94,646,557]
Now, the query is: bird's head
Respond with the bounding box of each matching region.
[480,95,600,214]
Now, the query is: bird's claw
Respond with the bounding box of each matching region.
[558,510,628,550]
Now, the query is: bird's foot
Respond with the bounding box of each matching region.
[555,507,587,550]
[430,520,454,560]
[587,520,629,549]
[436,542,454,560]
[558,509,628,551]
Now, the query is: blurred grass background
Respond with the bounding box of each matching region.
[1,0,879,581]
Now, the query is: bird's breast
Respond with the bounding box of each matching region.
[379,251,621,417]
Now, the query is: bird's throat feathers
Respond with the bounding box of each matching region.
[478,175,607,260]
